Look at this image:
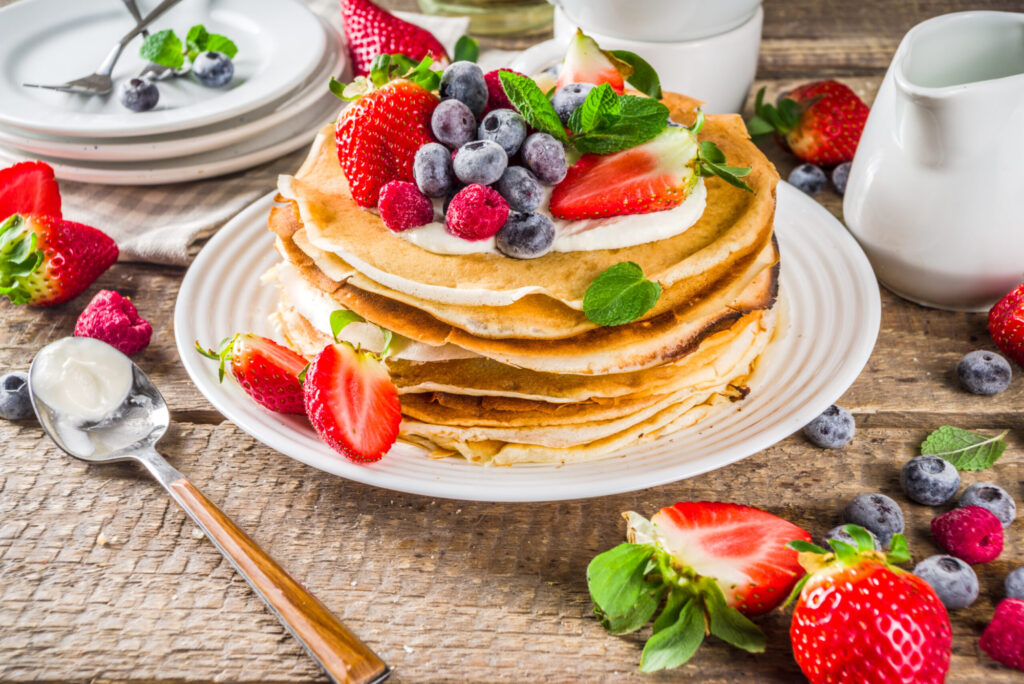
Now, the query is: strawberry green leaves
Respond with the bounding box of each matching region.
[0,215,44,306]
[453,35,479,63]
[920,426,1009,471]
[583,262,661,326]
[331,54,441,101]
[609,50,662,99]
[746,86,803,138]
[329,309,395,357]
[141,24,237,70]
[689,111,753,192]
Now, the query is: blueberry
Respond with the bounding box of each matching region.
[0,372,32,421]
[901,455,960,506]
[118,78,159,112]
[496,212,555,259]
[551,83,595,124]
[478,108,527,157]
[788,163,827,195]
[192,51,234,88]
[831,161,852,195]
[957,350,1012,395]
[521,133,567,185]
[495,166,543,212]
[439,61,488,117]
[413,143,454,198]
[959,482,1016,527]
[431,99,477,150]
[823,524,880,551]
[802,404,854,448]
[1006,566,1024,600]
[843,493,905,546]
[913,555,979,610]
[453,140,507,186]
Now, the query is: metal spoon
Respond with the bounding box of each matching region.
[29,338,390,684]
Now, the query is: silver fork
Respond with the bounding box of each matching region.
[121,0,176,81]
[22,0,184,95]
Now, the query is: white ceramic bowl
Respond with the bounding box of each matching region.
[549,0,761,42]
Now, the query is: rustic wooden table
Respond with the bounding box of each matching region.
[3,1,1023,681]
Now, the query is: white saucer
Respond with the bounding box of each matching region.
[0,0,325,138]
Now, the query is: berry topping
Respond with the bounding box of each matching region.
[196,334,308,415]
[0,372,32,421]
[439,60,488,117]
[413,142,454,198]
[495,211,555,259]
[980,598,1024,671]
[0,161,62,220]
[482,68,521,114]
[931,505,1003,564]
[788,163,827,195]
[959,482,1016,527]
[802,404,855,448]
[1007,567,1024,600]
[831,160,852,195]
[843,493,904,546]
[989,282,1024,366]
[913,555,979,610]
[555,28,632,94]
[192,51,234,87]
[445,184,508,241]
[377,180,434,232]
[957,349,1012,395]
[551,82,596,124]
[118,78,159,112]
[340,0,448,78]
[74,290,152,356]
[901,455,960,506]
[495,166,543,212]
[477,108,527,157]
[431,98,477,149]
[453,139,507,186]
[521,132,568,185]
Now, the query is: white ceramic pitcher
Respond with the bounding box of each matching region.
[844,11,1024,311]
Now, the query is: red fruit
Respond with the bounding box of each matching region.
[643,501,811,617]
[0,214,117,307]
[197,334,307,414]
[378,180,434,232]
[445,184,508,241]
[0,161,62,220]
[989,282,1024,366]
[340,0,448,78]
[749,80,869,165]
[790,532,952,683]
[335,80,439,208]
[931,505,1003,564]
[555,29,631,94]
[74,290,152,356]
[303,342,401,463]
[483,68,522,114]
[550,127,698,220]
[980,598,1024,671]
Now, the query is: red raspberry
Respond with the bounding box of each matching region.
[980,598,1024,670]
[74,290,152,355]
[378,180,434,232]
[483,69,524,114]
[445,184,509,241]
[931,505,1003,564]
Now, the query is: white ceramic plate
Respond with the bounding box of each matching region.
[0,0,325,138]
[174,185,881,502]
[0,19,345,162]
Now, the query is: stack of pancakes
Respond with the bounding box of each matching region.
[266,93,781,465]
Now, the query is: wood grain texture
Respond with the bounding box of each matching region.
[2,1,1024,682]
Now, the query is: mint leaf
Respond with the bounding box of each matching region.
[204,33,238,59]
[140,29,184,70]
[498,70,568,142]
[920,426,1009,471]
[586,543,657,623]
[330,309,365,342]
[583,262,661,326]
[610,49,662,99]
[572,95,668,154]
[567,82,620,135]
[185,24,208,60]
[701,578,765,654]
[453,35,479,63]
[639,598,704,672]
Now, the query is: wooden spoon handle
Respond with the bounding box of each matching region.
[166,476,389,684]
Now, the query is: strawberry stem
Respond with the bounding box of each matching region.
[194,335,236,383]
[0,214,45,306]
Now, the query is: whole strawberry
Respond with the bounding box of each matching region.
[989,282,1024,366]
[747,80,869,165]
[340,0,447,78]
[196,334,308,414]
[0,214,118,307]
[75,290,152,355]
[980,598,1024,671]
[787,526,952,683]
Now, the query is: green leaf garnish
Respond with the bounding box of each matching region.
[185,24,208,61]
[204,33,238,59]
[920,426,1009,471]
[329,310,365,342]
[609,49,662,99]
[567,82,620,136]
[582,262,661,327]
[571,95,669,155]
[498,70,568,142]
[639,598,704,672]
[453,35,479,63]
[140,29,184,70]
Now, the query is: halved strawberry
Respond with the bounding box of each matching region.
[303,342,400,463]
[0,161,62,221]
[196,333,307,414]
[555,29,632,94]
[550,127,698,220]
[341,0,448,78]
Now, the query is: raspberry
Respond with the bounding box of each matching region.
[74,290,152,355]
[445,184,509,241]
[931,505,1003,564]
[483,69,522,114]
[377,180,434,232]
[980,598,1024,670]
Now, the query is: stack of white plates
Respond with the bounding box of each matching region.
[0,0,347,185]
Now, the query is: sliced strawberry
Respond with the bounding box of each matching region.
[989,282,1024,366]
[555,29,632,94]
[196,334,307,414]
[340,0,448,78]
[0,214,117,307]
[550,127,698,220]
[303,342,400,463]
[0,161,62,221]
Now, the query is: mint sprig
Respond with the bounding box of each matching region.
[453,35,479,63]
[609,50,662,99]
[920,426,1009,471]
[582,262,661,326]
[571,94,669,155]
[141,24,237,70]
[498,70,568,142]
[689,111,753,192]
